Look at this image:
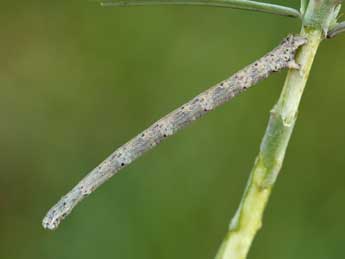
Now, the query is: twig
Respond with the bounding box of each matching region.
[101,0,301,18]
[42,35,306,230]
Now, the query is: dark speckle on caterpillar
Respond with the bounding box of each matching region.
[42,35,307,230]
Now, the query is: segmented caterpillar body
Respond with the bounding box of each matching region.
[43,35,306,230]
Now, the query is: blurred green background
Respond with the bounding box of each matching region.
[1,1,345,258]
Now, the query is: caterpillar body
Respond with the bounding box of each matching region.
[43,35,306,230]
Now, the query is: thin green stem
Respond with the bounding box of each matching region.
[303,0,341,33]
[216,28,321,259]
[101,0,300,18]
[215,29,322,259]
[215,0,343,257]
[300,0,308,14]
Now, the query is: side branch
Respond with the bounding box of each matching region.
[101,0,301,18]
[42,35,306,230]
[327,21,345,38]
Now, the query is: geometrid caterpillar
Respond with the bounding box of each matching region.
[42,35,306,230]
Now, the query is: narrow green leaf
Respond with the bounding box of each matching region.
[327,21,345,38]
[101,0,301,18]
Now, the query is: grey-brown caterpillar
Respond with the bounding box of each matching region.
[42,35,307,230]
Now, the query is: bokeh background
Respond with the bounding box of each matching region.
[1,1,345,258]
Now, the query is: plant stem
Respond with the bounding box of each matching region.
[215,21,323,259]
[101,0,300,18]
[215,0,344,256]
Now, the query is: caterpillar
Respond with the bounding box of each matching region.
[42,35,306,230]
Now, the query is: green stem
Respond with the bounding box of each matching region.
[215,26,321,259]
[300,0,308,14]
[214,0,345,256]
[101,0,300,18]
